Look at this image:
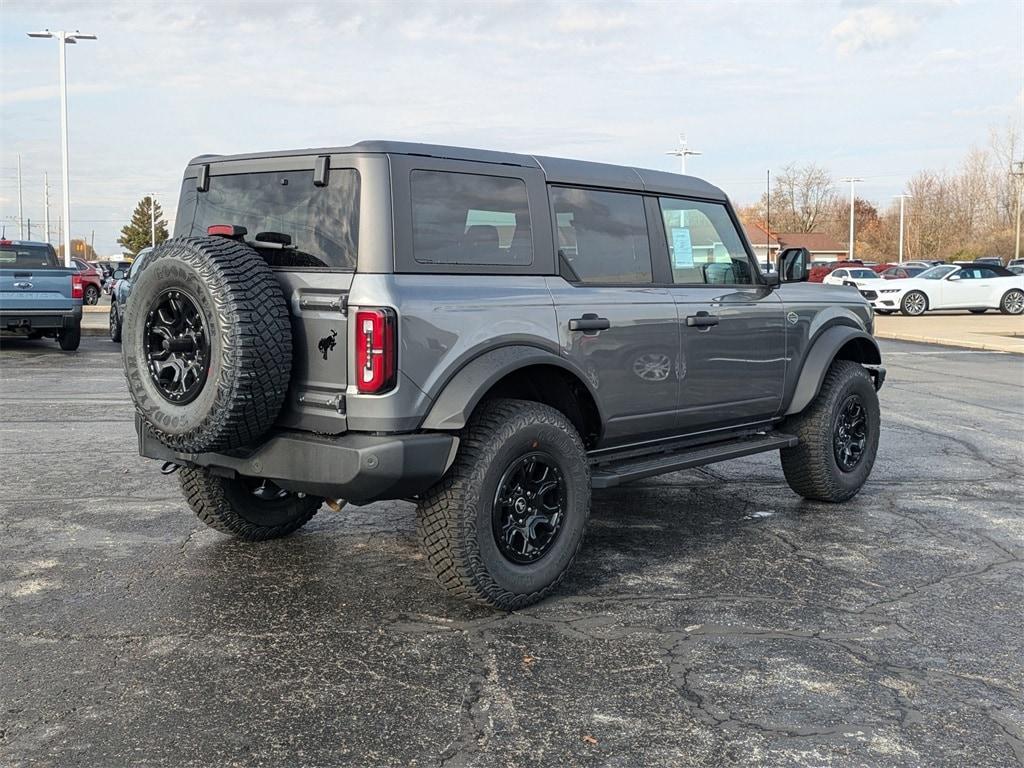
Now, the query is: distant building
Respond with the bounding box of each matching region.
[742,222,780,264]
[776,232,848,263]
[740,221,849,265]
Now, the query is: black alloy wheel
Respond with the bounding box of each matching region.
[833,393,868,472]
[144,289,210,404]
[492,452,566,564]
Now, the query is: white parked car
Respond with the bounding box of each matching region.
[822,267,885,304]
[866,263,1024,316]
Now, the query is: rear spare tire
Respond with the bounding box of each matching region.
[122,236,292,453]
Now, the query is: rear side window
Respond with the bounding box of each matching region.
[0,243,61,268]
[550,187,652,284]
[410,170,533,266]
[178,169,360,270]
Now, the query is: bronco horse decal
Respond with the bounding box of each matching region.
[318,329,337,361]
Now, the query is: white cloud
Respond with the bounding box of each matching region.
[830,1,958,56]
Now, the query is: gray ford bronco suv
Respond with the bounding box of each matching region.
[124,141,884,609]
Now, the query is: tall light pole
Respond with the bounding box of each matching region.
[17,154,24,239]
[43,173,51,245]
[840,177,863,260]
[666,133,702,175]
[28,29,97,266]
[1013,160,1024,264]
[893,194,912,264]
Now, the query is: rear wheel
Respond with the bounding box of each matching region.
[901,291,928,316]
[1000,289,1024,315]
[58,322,81,351]
[84,285,101,305]
[179,467,321,541]
[416,399,590,609]
[780,360,880,502]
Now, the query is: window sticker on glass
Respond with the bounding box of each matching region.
[671,228,694,268]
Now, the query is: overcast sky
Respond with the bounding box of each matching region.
[1,0,1021,255]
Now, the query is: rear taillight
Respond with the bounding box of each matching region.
[71,273,83,300]
[355,308,396,394]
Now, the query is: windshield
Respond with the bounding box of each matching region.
[919,265,956,280]
[849,269,879,279]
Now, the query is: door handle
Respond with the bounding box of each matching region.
[686,313,719,328]
[569,313,611,332]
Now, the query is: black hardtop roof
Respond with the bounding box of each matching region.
[188,140,728,201]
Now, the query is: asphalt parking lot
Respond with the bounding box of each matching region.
[1,336,1022,767]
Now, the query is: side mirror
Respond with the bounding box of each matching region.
[947,274,960,281]
[778,247,810,283]
[113,269,126,280]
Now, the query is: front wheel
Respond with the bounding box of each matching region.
[901,291,928,316]
[416,398,590,609]
[1000,289,1024,316]
[179,467,321,541]
[780,360,880,503]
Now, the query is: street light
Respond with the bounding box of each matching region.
[840,177,863,261]
[1012,160,1024,264]
[893,194,912,264]
[28,29,97,267]
[666,133,702,175]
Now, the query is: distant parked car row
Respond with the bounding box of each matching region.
[824,262,1023,316]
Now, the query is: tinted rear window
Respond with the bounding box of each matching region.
[410,170,533,266]
[0,244,61,268]
[177,169,360,270]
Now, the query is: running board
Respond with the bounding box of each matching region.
[590,433,798,489]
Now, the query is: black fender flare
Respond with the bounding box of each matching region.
[420,345,603,431]
[784,326,881,415]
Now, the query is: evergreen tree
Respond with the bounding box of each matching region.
[118,196,169,255]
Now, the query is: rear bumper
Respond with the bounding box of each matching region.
[137,417,458,504]
[1,306,82,331]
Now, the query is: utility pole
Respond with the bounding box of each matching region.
[43,172,51,245]
[17,154,24,239]
[27,218,32,240]
[150,194,156,247]
[840,177,863,260]
[894,194,912,264]
[1013,160,1024,264]
[666,133,702,175]
[58,216,63,254]
[90,229,95,254]
[28,29,98,266]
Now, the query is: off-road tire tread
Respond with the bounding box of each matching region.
[124,236,292,453]
[179,467,320,541]
[416,398,590,610]
[780,360,878,502]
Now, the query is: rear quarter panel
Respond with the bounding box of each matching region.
[344,273,559,432]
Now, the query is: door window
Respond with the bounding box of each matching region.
[549,187,652,284]
[658,197,754,285]
[411,170,532,266]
